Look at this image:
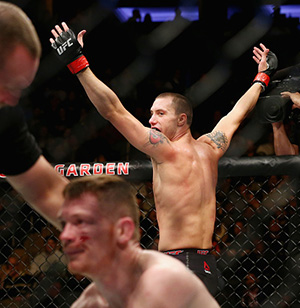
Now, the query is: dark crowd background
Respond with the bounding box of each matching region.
[7,0,300,165]
[2,1,300,307]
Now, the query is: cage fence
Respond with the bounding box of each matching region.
[1,0,300,306]
[0,157,299,307]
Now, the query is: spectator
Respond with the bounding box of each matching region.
[127,8,141,23]
[29,235,67,280]
[240,273,261,308]
[0,252,33,301]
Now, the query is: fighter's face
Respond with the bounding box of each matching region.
[0,45,39,108]
[149,97,179,140]
[59,193,116,278]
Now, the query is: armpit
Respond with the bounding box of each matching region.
[206,131,228,152]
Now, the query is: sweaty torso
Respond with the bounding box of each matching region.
[152,135,219,251]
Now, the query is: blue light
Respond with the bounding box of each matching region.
[115,5,300,24]
[280,5,300,19]
[114,7,199,23]
[227,5,300,20]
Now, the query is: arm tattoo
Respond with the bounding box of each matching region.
[206,131,228,152]
[148,129,169,146]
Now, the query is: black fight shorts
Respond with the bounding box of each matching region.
[163,248,219,296]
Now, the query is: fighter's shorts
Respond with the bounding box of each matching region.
[162,248,219,296]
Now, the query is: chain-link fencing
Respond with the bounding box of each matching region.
[0,157,299,307]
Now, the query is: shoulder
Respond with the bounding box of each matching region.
[144,263,201,289]
[139,250,193,286]
[71,283,108,308]
[137,253,210,307]
[144,265,219,307]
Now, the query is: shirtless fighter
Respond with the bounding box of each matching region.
[59,175,219,308]
[50,22,277,295]
[0,3,218,307]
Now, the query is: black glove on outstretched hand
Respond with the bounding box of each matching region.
[51,28,89,74]
[253,50,278,91]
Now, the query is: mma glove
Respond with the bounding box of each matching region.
[253,51,278,92]
[51,28,89,74]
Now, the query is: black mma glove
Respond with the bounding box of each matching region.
[253,50,278,91]
[51,28,89,74]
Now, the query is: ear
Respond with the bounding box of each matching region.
[115,217,135,247]
[177,113,187,127]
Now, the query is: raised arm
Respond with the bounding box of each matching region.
[49,22,173,162]
[208,44,278,155]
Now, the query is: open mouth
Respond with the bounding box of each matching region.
[152,127,161,132]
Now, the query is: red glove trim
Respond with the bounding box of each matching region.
[67,55,89,74]
[253,72,270,87]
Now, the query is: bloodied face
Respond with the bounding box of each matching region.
[59,192,116,277]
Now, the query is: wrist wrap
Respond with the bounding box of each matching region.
[67,55,89,74]
[253,72,270,91]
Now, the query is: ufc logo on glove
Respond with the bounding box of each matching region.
[57,38,73,55]
[51,27,89,74]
